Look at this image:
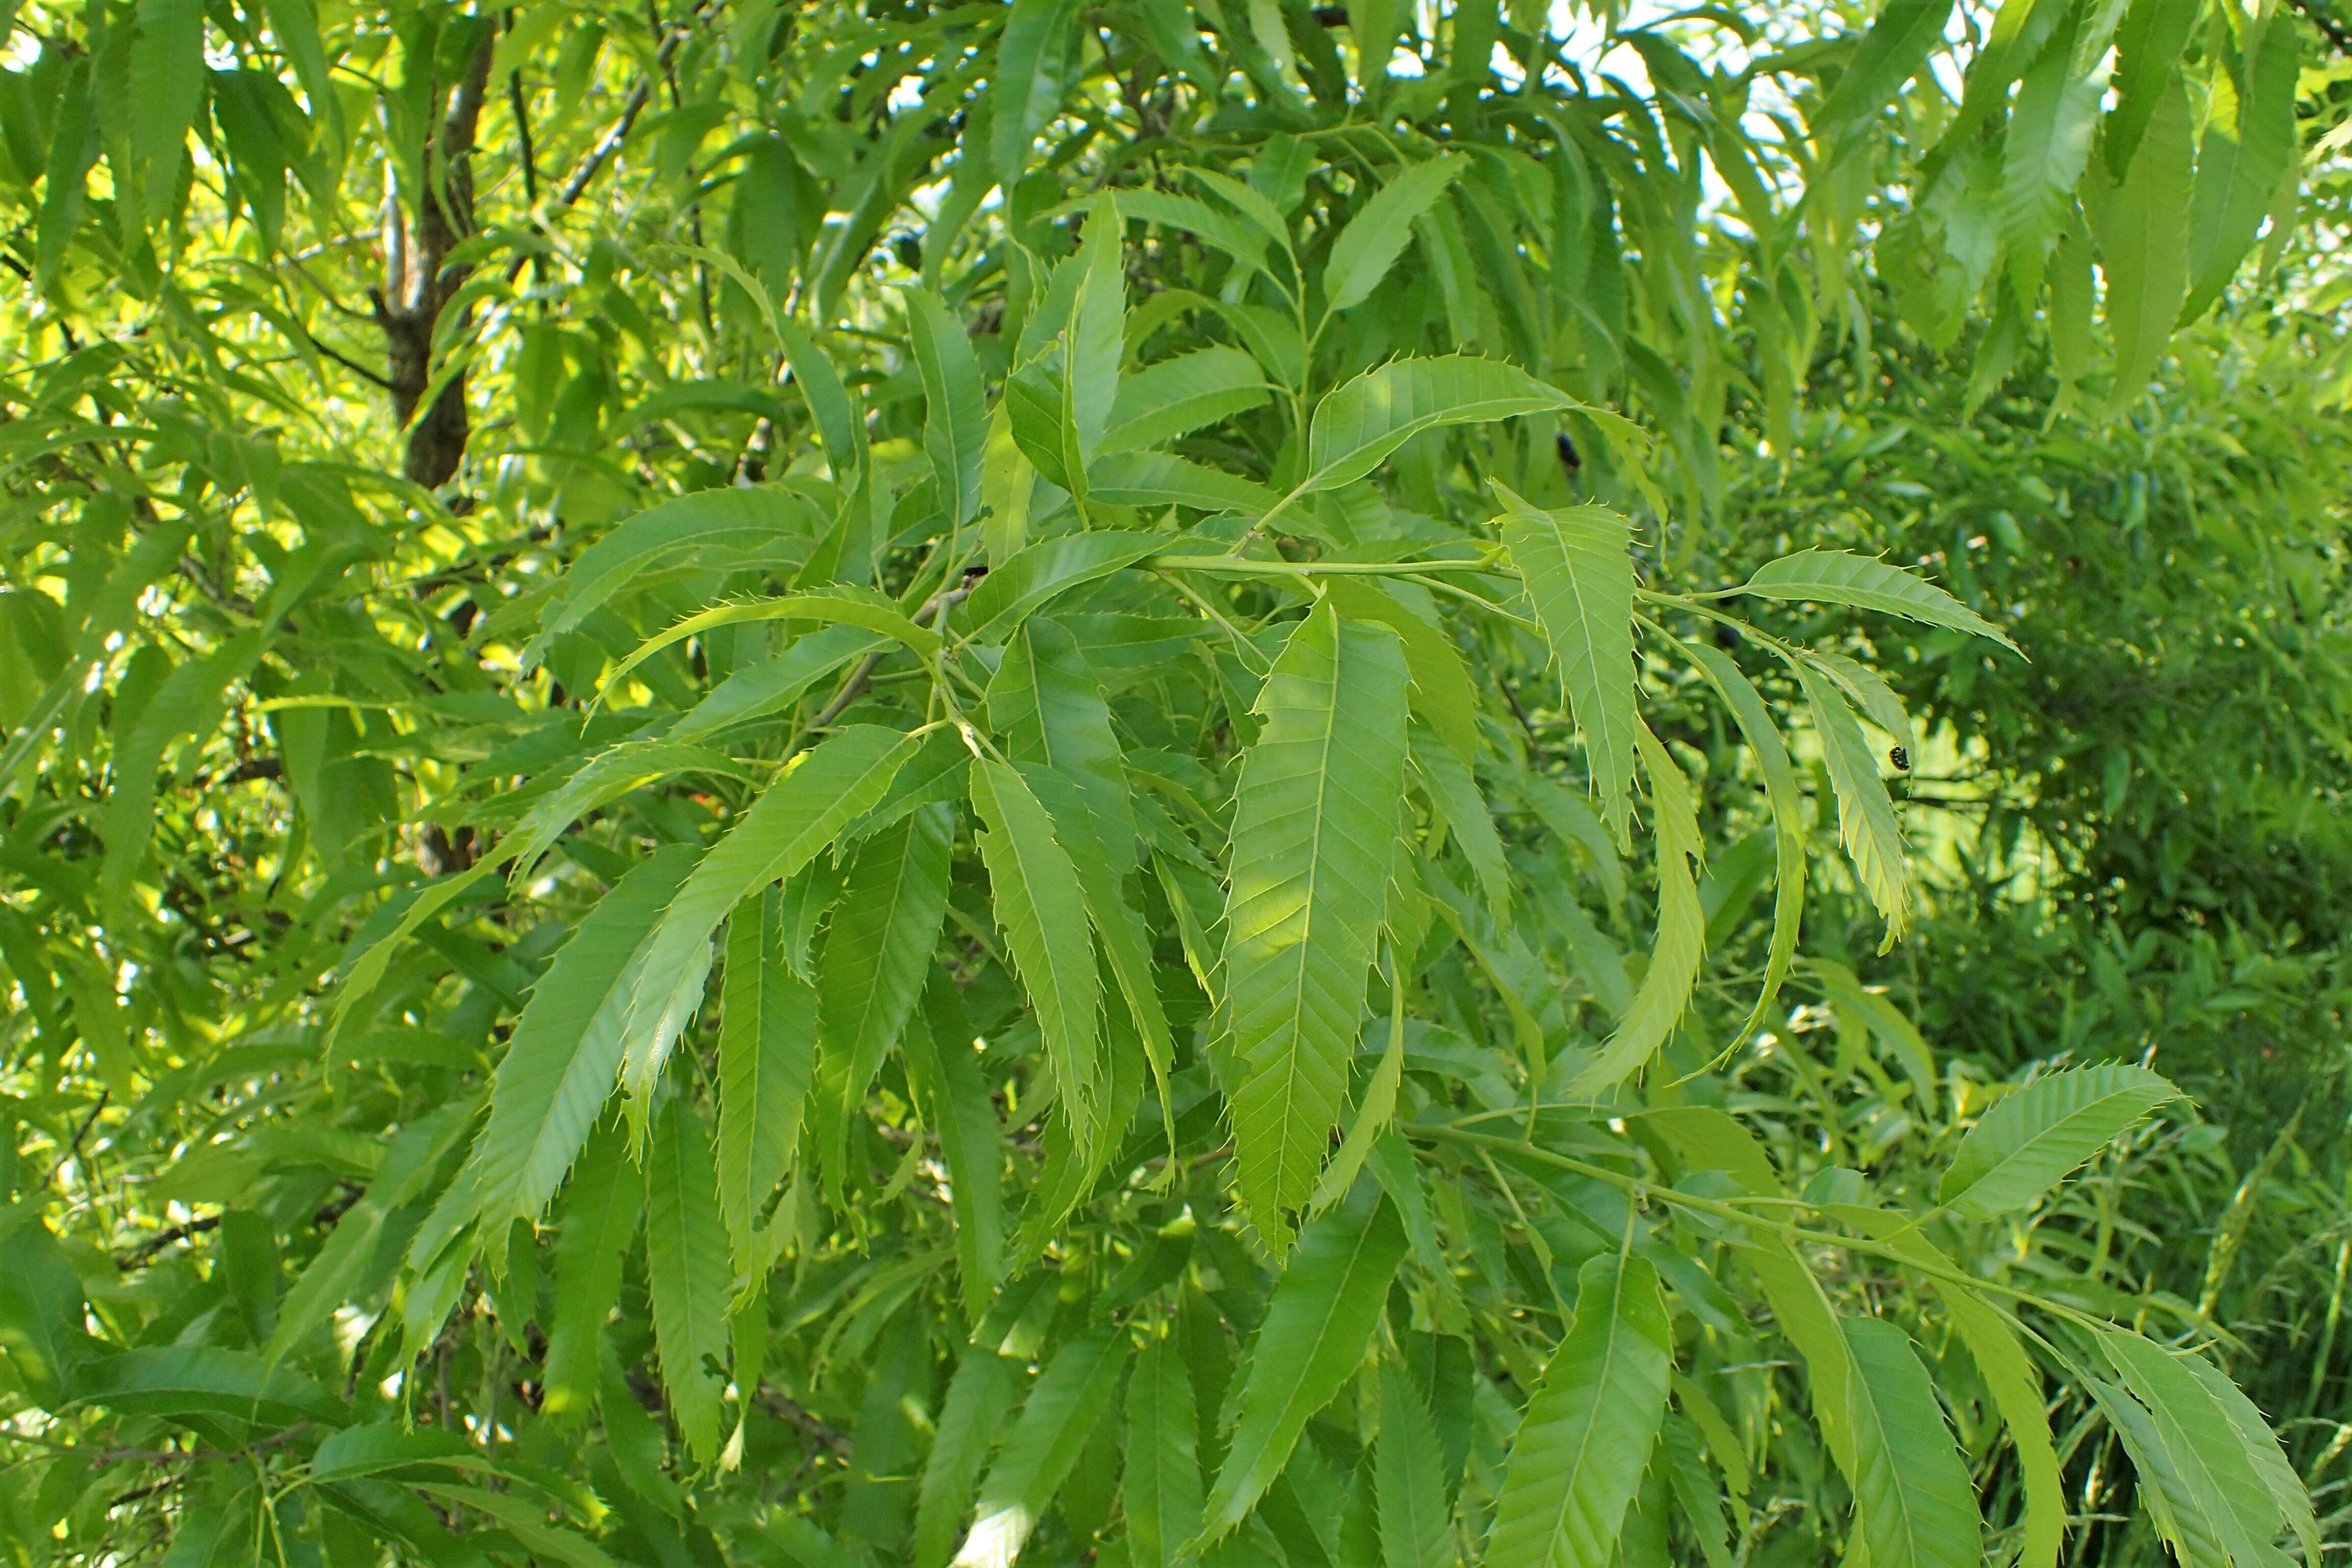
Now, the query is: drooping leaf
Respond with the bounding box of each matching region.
[618,725,918,1112]
[952,1331,1128,1567]
[814,802,954,1197]
[908,286,988,530]
[1197,1186,1409,1543]
[970,755,1101,1137]
[2182,26,2300,323]
[918,1343,1019,1568]
[1126,1334,1204,1568]
[1224,602,1409,1248]
[2090,72,2194,405]
[1494,485,1637,847]
[992,0,1085,185]
[1377,1356,1454,1568]
[645,1095,732,1466]
[1843,1318,1982,1568]
[542,1120,647,1419]
[1484,1253,1672,1568]
[1570,722,1704,1094]
[718,887,817,1276]
[1797,662,1913,951]
[1812,0,1956,143]
[1939,1064,2182,1218]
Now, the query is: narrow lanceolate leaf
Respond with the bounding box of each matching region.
[814,803,954,1197]
[531,487,819,654]
[1325,154,1467,312]
[468,846,698,1235]
[1378,1358,1454,1568]
[1843,1318,1981,1568]
[502,743,748,888]
[963,530,1167,639]
[1086,451,1281,514]
[1318,576,1481,766]
[646,1097,733,1466]
[718,889,817,1277]
[2091,72,2194,405]
[541,1121,647,1418]
[1571,723,1703,1095]
[953,1333,1128,1568]
[2182,1351,2322,1568]
[908,993,1007,1318]
[1940,1286,2065,1568]
[2182,26,2300,323]
[918,1346,1019,1568]
[1485,1254,1673,1568]
[971,756,1100,1137]
[2100,1329,2294,1568]
[1493,485,1637,847]
[1741,549,2021,653]
[2000,23,2101,299]
[908,287,987,529]
[991,0,1084,185]
[618,725,917,1112]
[1687,645,1804,1057]
[129,0,206,227]
[1303,356,1575,494]
[2082,1375,2234,1568]
[1224,603,1410,1249]
[1126,1336,1204,1568]
[1939,1064,2182,1218]
[1198,1187,1409,1543]
[1811,0,1956,141]
[1797,663,1912,951]
[1099,346,1270,455]
[1068,192,1125,464]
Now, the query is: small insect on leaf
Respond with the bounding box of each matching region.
[1889,745,1910,772]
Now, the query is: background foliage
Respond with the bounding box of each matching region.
[0,0,2348,1563]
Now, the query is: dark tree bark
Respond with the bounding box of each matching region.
[374,34,497,489]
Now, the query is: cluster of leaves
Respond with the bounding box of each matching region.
[0,0,2341,1563]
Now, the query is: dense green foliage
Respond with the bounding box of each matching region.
[0,0,2346,1563]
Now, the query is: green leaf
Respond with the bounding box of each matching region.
[1325,154,1468,312]
[501,744,751,888]
[1797,662,1913,951]
[2091,72,2194,405]
[1100,346,1272,455]
[1685,645,1804,1061]
[1843,1318,1981,1568]
[1318,577,1480,766]
[1069,193,1126,465]
[2100,1329,2290,1568]
[1126,1334,1204,1568]
[2183,25,2300,323]
[718,888,817,1277]
[1087,451,1282,514]
[1939,1064,2183,1217]
[1414,728,1509,920]
[1494,486,1637,847]
[618,725,919,1111]
[992,0,1084,183]
[2181,1351,2321,1568]
[466,846,699,1235]
[1112,189,1274,281]
[531,488,821,658]
[1570,722,1704,1095]
[1812,0,1956,143]
[645,1095,732,1466]
[909,287,987,530]
[1377,1357,1454,1568]
[965,531,1169,638]
[1225,603,1410,1248]
[814,802,954,1198]
[1741,549,2020,651]
[0,1220,95,1409]
[1304,356,1575,494]
[542,1121,647,1419]
[2082,1375,2233,1568]
[908,988,1008,1320]
[970,755,1101,1138]
[1939,1287,2065,1568]
[1484,1253,1673,1568]
[952,1331,1128,1567]
[1999,21,2101,300]
[1197,1186,1409,1543]
[674,625,886,743]
[595,588,942,704]
[129,0,205,227]
[918,1344,1019,1568]
[70,1346,345,1428]
[778,320,869,482]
